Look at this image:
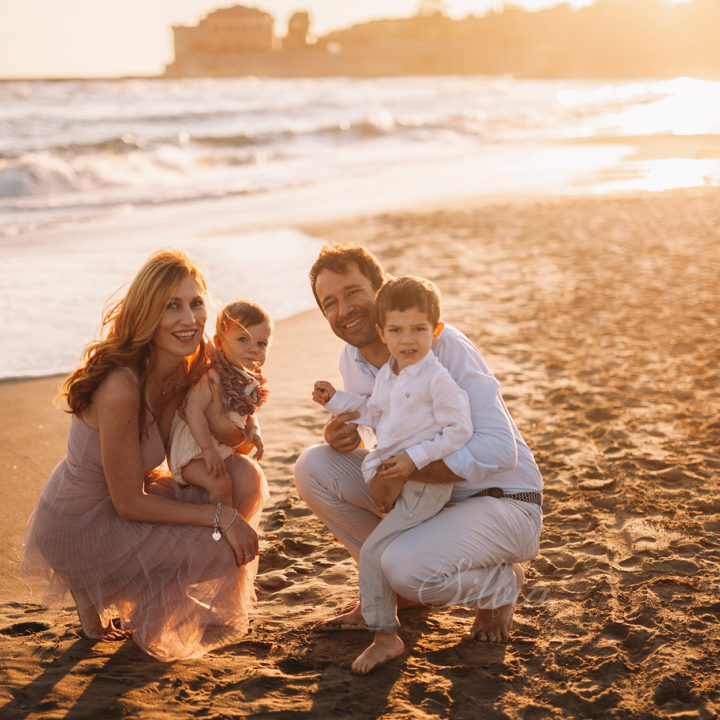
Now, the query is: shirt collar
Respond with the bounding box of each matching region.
[351,345,380,378]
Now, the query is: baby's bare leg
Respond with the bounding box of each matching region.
[181,459,234,506]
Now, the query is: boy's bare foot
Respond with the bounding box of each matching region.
[463,564,524,642]
[312,601,367,631]
[352,632,405,675]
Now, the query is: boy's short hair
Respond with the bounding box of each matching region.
[217,299,272,337]
[375,276,441,328]
[309,244,385,310]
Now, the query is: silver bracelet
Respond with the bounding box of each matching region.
[212,502,223,541]
[212,504,238,541]
[223,508,239,534]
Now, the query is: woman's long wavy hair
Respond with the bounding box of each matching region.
[62,249,209,434]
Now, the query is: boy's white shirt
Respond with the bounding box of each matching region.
[335,324,543,497]
[325,349,473,483]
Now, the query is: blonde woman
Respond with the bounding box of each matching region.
[22,249,268,661]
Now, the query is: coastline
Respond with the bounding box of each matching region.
[2,189,719,719]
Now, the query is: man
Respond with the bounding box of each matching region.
[294,244,543,671]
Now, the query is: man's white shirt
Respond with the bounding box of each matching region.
[336,324,543,498]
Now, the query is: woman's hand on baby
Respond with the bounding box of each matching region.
[224,514,259,566]
[312,380,336,406]
[202,447,227,480]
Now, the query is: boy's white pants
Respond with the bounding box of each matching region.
[360,480,453,633]
[294,445,542,615]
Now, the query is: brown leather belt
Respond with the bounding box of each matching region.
[470,487,543,506]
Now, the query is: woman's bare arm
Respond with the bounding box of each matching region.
[93,370,258,563]
[96,370,219,524]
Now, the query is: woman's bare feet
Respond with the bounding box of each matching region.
[73,590,131,641]
[79,611,131,641]
[98,620,132,641]
[312,601,367,631]
[463,564,525,642]
[352,632,405,675]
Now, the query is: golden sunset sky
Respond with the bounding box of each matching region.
[0,0,691,79]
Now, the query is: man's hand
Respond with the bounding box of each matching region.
[323,411,362,453]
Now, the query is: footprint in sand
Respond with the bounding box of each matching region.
[256,571,292,593]
[260,545,294,571]
[0,621,51,636]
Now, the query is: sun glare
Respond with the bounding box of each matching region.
[592,157,719,194]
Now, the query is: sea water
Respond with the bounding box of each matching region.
[1,75,719,379]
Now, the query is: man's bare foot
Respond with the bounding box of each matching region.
[312,601,367,632]
[351,632,405,675]
[396,595,423,610]
[463,564,525,643]
[340,595,421,613]
[339,598,360,614]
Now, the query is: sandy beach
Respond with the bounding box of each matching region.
[1,188,719,719]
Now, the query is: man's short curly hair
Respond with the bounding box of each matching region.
[375,276,441,328]
[309,244,385,310]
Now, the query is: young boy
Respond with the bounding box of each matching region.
[313,275,473,674]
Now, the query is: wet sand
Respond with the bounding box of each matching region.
[1,188,719,719]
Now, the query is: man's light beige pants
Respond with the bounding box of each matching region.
[294,445,542,617]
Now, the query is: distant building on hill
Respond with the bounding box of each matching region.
[284,11,311,49]
[171,5,275,67]
[166,3,331,78]
[164,0,720,80]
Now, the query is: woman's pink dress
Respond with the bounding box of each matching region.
[21,408,266,662]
